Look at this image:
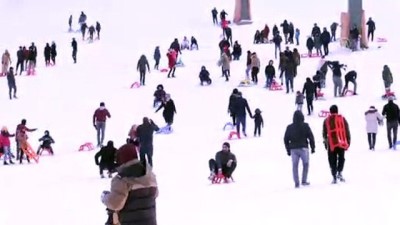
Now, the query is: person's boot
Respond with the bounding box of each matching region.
[4,161,8,165]
[337,173,345,182]
[9,160,14,164]
[101,174,105,179]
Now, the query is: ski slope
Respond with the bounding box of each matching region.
[1,0,400,224]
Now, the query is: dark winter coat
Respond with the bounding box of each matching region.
[330,23,338,32]
[44,45,51,60]
[156,100,176,122]
[253,112,264,126]
[272,25,279,36]
[225,27,232,37]
[228,93,239,114]
[344,71,357,82]
[320,31,331,45]
[284,60,296,78]
[103,159,158,225]
[382,66,393,84]
[302,78,317,99]
[89,26,95,35]
[136,121,159,149]
[311,26,321,37]
[265,65,275,79]
[366,20,375,32]
[96,22,101,32]
[38,134,55,148]
[95,142,117,166]
[273,34,282,45]
[153,47,161,61]
[350,28,359,39]
[199,69,210,81]
[137,56,150,72]
[72,40,77,51]
[280,20,289,34]
[382,101,400,123]
[219,40,230,51]
[232,43,242,57]
[28,45,37,60]
[306,37,314,50]
[51,43,57,57]
[232,96,252,118]
[93,108,111,123]
[328,61,345,77]
[170,41,181,54]
[284,111,315,153]
[153,89,166,101]
[7,71,16,86]
[215,150,236,169]
[17,49,24,61]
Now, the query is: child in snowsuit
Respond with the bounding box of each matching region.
[94,140,117,178]
[37,130,55,155]
[295,91,305,112]
[0,127,15,165]
[153,84,166,108]
[252,108,264,136]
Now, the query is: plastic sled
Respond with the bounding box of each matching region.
[317,90,324,98]
[223,122,235,131]
[130,82,141,88]
[156,125,173,134]
[27,68,36,75]
[269,80,283,91]
[160,68,168,73]
[211,175,234,184]
[377,37,387,43]
[228,131,240,140]
[300,53,321,58]
[38,147,53,156]
[238,80,254,87]
[343,90,355,96]
[21,142,39,163]
[318,110,330,118]
[79,142,95,151]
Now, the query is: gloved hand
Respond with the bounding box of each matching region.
[93,124,97,129]
[287,150,291,156]
[227,159,233,167]
[311,149,315,154]
[101,190,110,203]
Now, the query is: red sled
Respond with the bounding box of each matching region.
[130,82,141,88]
[343,90,354,96]
[269,80,283,91]
[211,175,234,184]
[300,53,321,58]
[228,131,240,140]
[27,68,36,75]
[79,142,95,151]
[377,37,387,43]
[160,68,168,73]
[319,110,330,118]
[317,90,324,98]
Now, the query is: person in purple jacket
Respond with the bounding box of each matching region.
[93,102,111,147]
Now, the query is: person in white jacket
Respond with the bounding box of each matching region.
[365,106,384,150]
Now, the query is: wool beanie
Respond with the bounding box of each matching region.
[116,143,138,165]
[329,105,338,114]
[223,142,230,149]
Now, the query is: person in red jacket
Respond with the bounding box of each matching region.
[167,49,177,78]
[93,102,111,147]
[0,127,15,165]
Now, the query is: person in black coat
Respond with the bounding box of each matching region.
[218,38,230,54]
[280,20,290,44]
[44,43,51,66]
[199,66,211,85]
[224,27,233,46]
[96,21,101,40]
[220,10,228,21]
[50,42,57,65]
[284,110,315,188]
[366,17,376,41]
[232,92,252,137]
[312,71,322,90]
[88,25,95,41]
[306,36,314,56]
[232,41,242,60]
[71,38,77,63]
[320,28,331,56]
[37,130,55,155]
[381,97,400,150]
[228,88,240,125]
[155,94,176,125]
[311,23,321,37]
[169,39,181,55]
[252,108,264,136]
[81,22,88,40]
[342,70,357,95]
[190,36,198,50]
[136,117,159,166]
[6,67,17,100]
[208,142,237,181]
[16,46,24,75]
[302,77,318,116]
[95,140,117,178]
[211,7,218,25]
[265,60,276,88]
[153,84,166,108]
[137,55,150,86]
[153,46,161,70]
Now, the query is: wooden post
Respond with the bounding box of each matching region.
[233,0,252,25]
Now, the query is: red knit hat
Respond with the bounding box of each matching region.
[116,144,138,165]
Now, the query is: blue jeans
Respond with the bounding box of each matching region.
[291,148,309,185]
[236,116,247,135]
[3,146,12,161]
[96,122,106,146]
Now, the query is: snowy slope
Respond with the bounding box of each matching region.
[1,0,400,224]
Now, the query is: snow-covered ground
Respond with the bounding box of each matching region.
[1,0,400,224]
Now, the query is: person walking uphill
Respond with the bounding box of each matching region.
[365,106,383,150]
[136,117,159,167]
[155,94,176,127]
[302,77,317,115]
[284,110,315,188]
[382,97,400,150]
[101,143,158,225]
[6,67,17,100]
[232,92,252,137]
[137,55,150,86]
[93,102,111,147]
[323,105,351,184]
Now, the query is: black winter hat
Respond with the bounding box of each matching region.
[222,142,230,149]
[232,88,239,94]
[330,105,338,114]
[100,102,105,107]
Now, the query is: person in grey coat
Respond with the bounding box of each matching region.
[284,110,315,188]
[136,117,159,167]
[218,52,230,81]
[313,33,323,56]
[328,61,346,97]
[137,55,150,86]
[365,106,383,150]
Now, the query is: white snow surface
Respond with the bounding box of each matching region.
[1,0,400,224]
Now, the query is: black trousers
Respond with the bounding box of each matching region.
[139,70,146,85]
[254,123,261,136]
[328,148,345,178]
[367,133,377,149]
[72,50,77,63]
[154,59,160,69]
[368,30,374,41]
[140,147,153,167]
[167,67,176,77]
[8,83,16,99]
[212,16,218,25]
[16,60,24,75]
[209,159,236,178]
[306,97,313,115]
[386,121,398,148]
[231,113,236,126]
[19,148,30,163]
[251,67,259,83]
[37,145,54,155]
[99,163,116,175]
[323,44,329,55]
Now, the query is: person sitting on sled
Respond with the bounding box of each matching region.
[208,142,237,182]
[37,130,55,155]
